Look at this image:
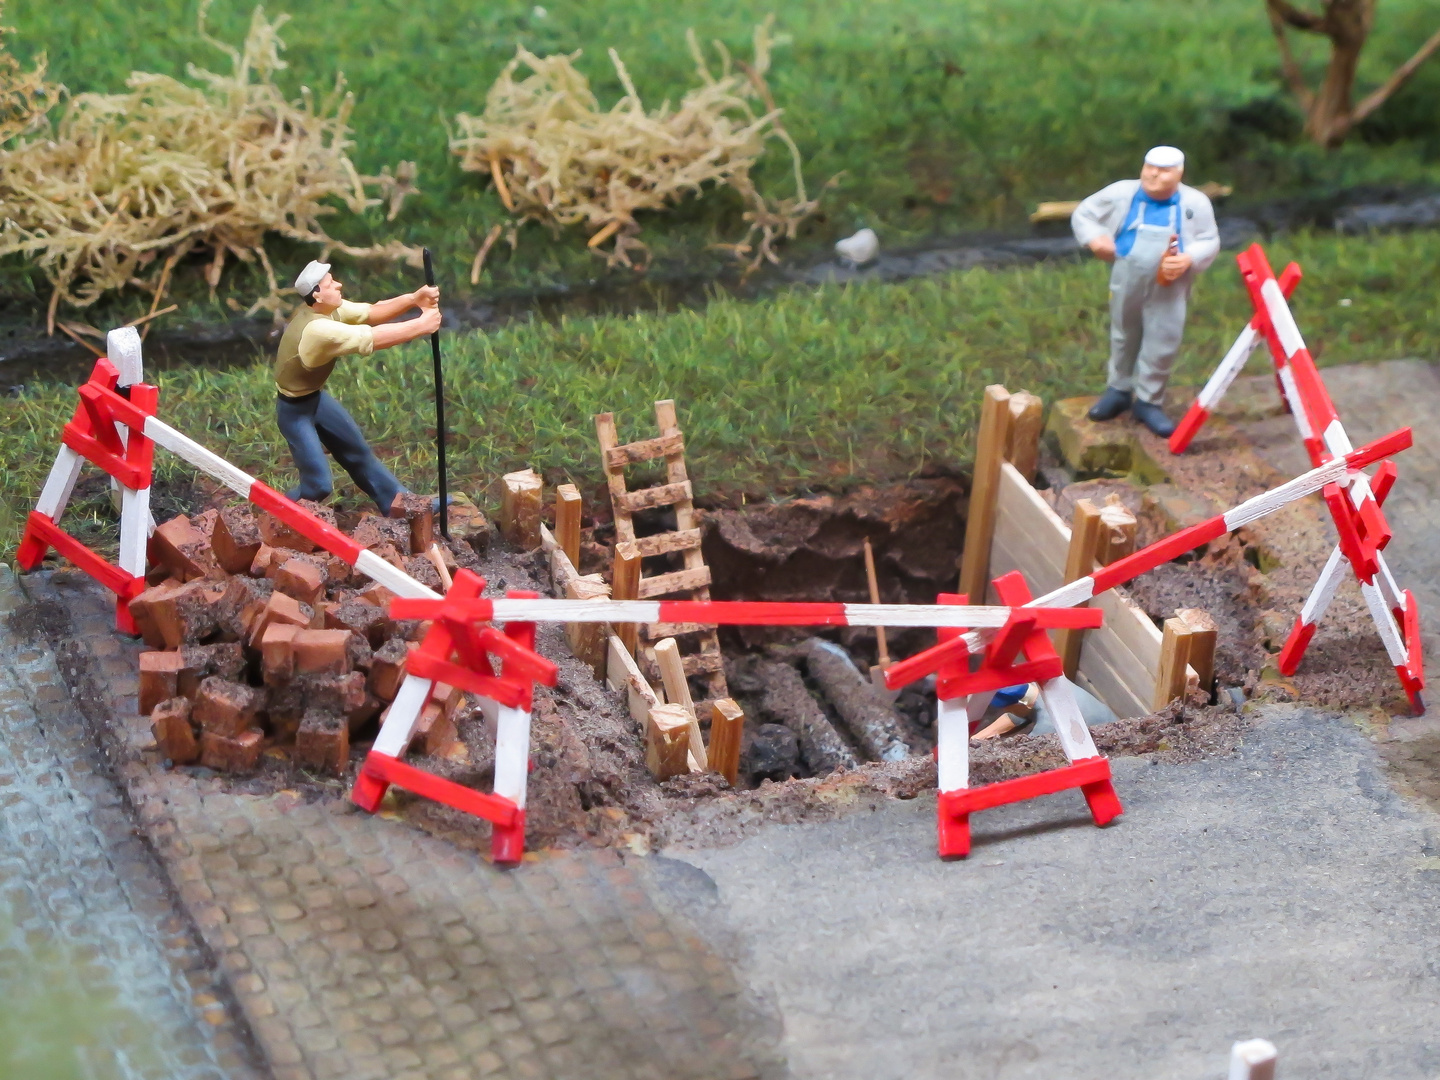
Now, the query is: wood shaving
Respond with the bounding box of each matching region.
[451,18,826,272]
[0,2,421,324]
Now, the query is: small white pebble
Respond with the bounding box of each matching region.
[532,5,547,17]
[1339,298,1353,307]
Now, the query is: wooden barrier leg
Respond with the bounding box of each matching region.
[935,695,971,859]
[491,702,531,866]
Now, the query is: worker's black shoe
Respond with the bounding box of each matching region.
[1087,387,1132,422]
[1131,399,1176,437]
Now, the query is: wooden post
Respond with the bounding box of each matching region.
[500,469,544,549]
[554,484,582,569]
[1096,494,1137,566]
[1054,498,1105,679]
[1154,617,1193,710]
[959,385,1013,603]
[611,540,642,658]
[1004,391,1044,482]
[708,699,745,785]
[1175,607,1218,698]
[645,703,693,780]
[564,573,611,679]
[653,636,707,771]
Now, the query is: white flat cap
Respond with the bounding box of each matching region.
[294,260,331,297]
[1144,145,1185,168]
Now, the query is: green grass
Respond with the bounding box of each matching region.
[4,228,1437,554]
[4,0,1440,315]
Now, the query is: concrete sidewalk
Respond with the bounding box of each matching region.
[669,706,1440,1079]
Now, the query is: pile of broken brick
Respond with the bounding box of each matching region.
[132,493,491,777]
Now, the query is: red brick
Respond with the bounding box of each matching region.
[292,629,351,675]
[256,510,317,553]
[350,513,412,555]
[129,582,180,649]
[199,728,264,773]
[193,677,265,738]
[212,506,264,574]
[148,579,224,649]
[261,623,300,684]
[446,496,492,554]
[326,600,390,648]
[367,639,410,702]
[272,557,325,607]
[355,582,397,609]
[214,576,273,641]
[411,702,457,757]
[322,554,360,589]
[389,492,435,554]
[249,543,277,577]
[177,642,246,699]
[151,697,199,765]
[147,515,215,582]
[295,709,348,774]
[347,692,384,734]
[298,671,367,716]
[139,650,184,713]
[246,591,311,648]
[432,682,463,721]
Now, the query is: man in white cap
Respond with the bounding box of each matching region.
[273,261,440,512]
[1071,146,1220,437]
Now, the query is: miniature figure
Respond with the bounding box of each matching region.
[274,261,441,511]
[1071,146,1219,437]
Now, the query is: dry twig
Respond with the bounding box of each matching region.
[0,2,422,323]
[450,18,826,271]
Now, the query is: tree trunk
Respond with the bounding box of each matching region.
[1303,0,1375,146]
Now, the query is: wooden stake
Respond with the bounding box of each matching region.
[1004,391,1044,482]
[863,537,889,666]
[425,542,453,592]
[653,637,706,771]
[645,703,692,780]
[708,699,745,785]
[959,385,1013,603]
[1175,607,1218,698]
[500,469,544,549]
[564,573,611,679]
[1096,493,1138,566]
[1054,498,1105,679]
[611,541,642,658]
[555,484,582,569]
[1154,617,1194,711]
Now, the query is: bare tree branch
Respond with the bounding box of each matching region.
[1267,5,1316,108]
[1265,0,1328,33]
[1352,23,1440,122]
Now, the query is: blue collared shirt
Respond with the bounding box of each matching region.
[1114,189,1183,258]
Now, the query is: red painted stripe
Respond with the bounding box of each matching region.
[360,753,519,828]
[249,482,365,564]
[23,513,144,599]
[406,651,530,708]
[886,635,970,689]
[391,597,492,621]
[1372,460,1398,506]
[1346,428,1412,468]
[940,756,1113,815]
[1404,590,1424,689]
[1277,618,1317,677]
[659,600,849,625]
[1090,517,1229,595]
[938,657,1064,699]
[1168,404,1208,454]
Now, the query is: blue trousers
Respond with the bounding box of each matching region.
[275,390,406,512]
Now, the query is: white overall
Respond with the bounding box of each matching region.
[1107,202,1188,405]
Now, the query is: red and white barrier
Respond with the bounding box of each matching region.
[1234,243,1423,711]
[1169,263,1301,454]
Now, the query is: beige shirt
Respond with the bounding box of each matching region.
[274,300,376,397]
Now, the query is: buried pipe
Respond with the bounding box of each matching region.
[749,659,859,775]
[803,639,911,762]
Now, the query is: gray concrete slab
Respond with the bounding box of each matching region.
[666,707,1440,1079]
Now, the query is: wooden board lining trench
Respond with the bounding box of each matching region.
[987,462,1181,718]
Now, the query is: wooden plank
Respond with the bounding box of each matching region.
[959,385,1013,601]
[1097,495,1138,567]
[611,541,642,657]
[653,638,707,771]
[614,481,693,514]
[564,574,610,679]
[1005,392,1044,482]
[1176,607,1217,696]
[554,484,582,569]
[645,703,692,780]
[500,469,543,549]
[604,431,685,469]
[1055,498,1105,679]
[708,699,745,786]
[1098,586,1163,671]
[630,529,703,558]
[637,566,712,599]
[1076,622,1154,719]
[1154,618,1193,710]
[593,413,634,545]
[606,634,659,726]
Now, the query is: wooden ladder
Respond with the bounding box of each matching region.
[594,399,729,704]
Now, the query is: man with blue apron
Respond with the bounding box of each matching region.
[1071,146,1220,437]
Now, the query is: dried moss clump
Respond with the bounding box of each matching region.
[451,19,824,271]
[0,2,421,327]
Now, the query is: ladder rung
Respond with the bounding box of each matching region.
[615,481,692,514]
[605,432,685,470]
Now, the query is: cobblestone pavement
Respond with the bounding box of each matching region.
[13,568,787,1080]
[0,566,264,1079]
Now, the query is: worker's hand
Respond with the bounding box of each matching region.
[1158,251,1192,284]
[416,306,442,335]
[412,284,440,309]
[1087,235,1116,263]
